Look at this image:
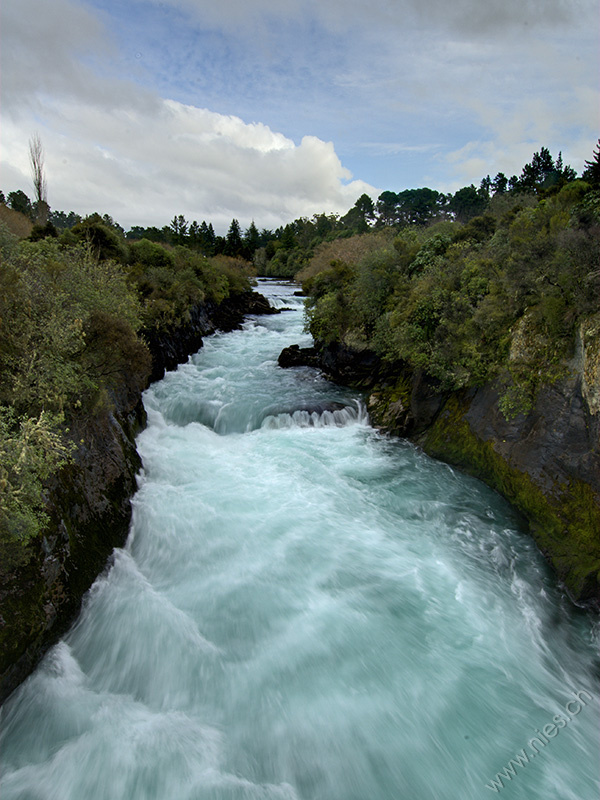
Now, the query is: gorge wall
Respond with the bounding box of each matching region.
[0,290,276,704]
[280,319,600,609]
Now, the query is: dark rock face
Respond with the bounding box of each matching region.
[464,378,600,496]
[318,342,382,387]
[279,341,382,386]
[367,371,446,437]
[278,345,320,369]
[144,291,278,383]
[0,392,145,704]
[280,339,600,608]
[243,292,281,316]
[419,375,600,608]
[0,290,276,704]
[143,304,213,384]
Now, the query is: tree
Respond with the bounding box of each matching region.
[396,188,446,225]
[125,225,147,240]
[479,175,492,200]
[224,218,243,256]
[29,133,49,225]
[355,193,375,220]
[341,194,376,231]
[198,221,216,254]
[279,224,297,250]
[8,190,33,218]
[511,147,576,195]
[243,221,260,259]
[375,191,399,226]
[29,221,58,242]
[71,215,128,262]
[555,153,576,185]
[310,213,339,238]
[170,214,188,244]
[187,220,201,249]
[101,213,124,235]
[492,173,508,195]
[449,185,488,222]
[582,139,600,188]
[525,147,555,191]
[50,210,82,230]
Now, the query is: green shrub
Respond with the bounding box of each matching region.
[0,408,75,566]
[0,239,144,415]
[303,181,599,413]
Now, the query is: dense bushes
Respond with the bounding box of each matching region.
[303,183,600,416]
[130,243,252,327]
[0,228,146,560]
[0,223,252,565]
[0,408,75,567]
[0,232,145,416]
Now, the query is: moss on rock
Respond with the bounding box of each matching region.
[367,378,412,435]
[418,394,600,605]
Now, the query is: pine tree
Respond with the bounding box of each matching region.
[224,218,243,256]
[582,140,600,188]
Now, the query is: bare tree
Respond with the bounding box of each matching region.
[29,133,48,224]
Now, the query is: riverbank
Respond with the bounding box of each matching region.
[279,335,600,609]
[0,289,277,704]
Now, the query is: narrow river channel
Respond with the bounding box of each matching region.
[1,281,598,799]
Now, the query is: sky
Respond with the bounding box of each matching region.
[1,0,598,233]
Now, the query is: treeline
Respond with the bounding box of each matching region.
[300,143,600,418]
[1,146,588,283]
[0,215,253,570]
[256,147,587,278]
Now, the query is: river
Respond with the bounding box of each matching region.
[1,280,598,799]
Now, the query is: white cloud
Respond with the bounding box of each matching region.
[0,0,375,231]
[1,0,596,226]
[2,0,113,105]
[1,98,374,231]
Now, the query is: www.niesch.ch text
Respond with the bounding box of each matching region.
[485,689,595,792]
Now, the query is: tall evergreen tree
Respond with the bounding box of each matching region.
[492,173,508,194]
[449,185,488,222]
[582,139,600,187]
[170,214,188,244]
[187,220,201,249]
[224,218,243,256]
[243,221,260,258]
[375,191,399,226]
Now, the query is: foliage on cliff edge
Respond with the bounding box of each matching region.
[0,223,252,569]
[303,182,600,417]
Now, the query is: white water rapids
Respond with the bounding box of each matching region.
[1,280,598,799]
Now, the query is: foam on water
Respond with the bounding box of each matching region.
[1,280,598,799]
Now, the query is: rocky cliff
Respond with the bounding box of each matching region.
[0,290,275,704]
[279,321,600,608]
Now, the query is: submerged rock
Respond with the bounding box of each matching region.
[278,344,320,368]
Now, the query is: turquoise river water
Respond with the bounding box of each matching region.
[1,281,598,799]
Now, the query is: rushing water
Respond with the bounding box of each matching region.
[1,281,598,799]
